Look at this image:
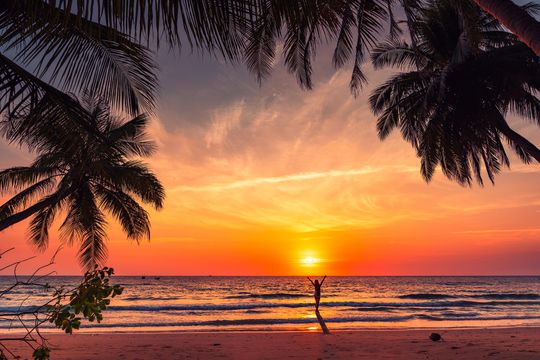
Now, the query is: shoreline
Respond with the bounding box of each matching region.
[4,322,540,335]
[2,327,540,359]
[11,324,540,333]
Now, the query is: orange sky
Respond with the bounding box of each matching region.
[1,50,539,276]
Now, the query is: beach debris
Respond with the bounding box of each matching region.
[429,333,443,342]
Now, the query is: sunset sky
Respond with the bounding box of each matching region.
[1,46,539,276]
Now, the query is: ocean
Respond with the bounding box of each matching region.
[1,276,539,332]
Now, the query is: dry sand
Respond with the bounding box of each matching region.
[3,327,540,359]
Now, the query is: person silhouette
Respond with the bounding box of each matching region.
[307,275,327,311]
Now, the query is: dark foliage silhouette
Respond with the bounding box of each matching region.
[0,96,164,268]
[369,1,540,185]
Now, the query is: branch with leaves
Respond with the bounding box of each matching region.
[0,248,123,360]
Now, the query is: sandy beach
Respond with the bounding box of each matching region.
[3,327,540,359]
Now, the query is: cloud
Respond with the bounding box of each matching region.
[144,58,540,242]
[454,228,540,234]
[170,166,415,192]
[205,100,245,148]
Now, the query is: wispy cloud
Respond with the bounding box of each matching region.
[454,228,540,234]
[170,166,416,192]
[205,100,244,148]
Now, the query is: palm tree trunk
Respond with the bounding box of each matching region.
[473,0,540,56]
[0,196,58,232]
[499,124,540,163]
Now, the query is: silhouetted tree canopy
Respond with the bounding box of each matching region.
[0,96,164,268]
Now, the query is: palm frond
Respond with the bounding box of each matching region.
[0,0,249,57]
[371,40,429,69]
[400,0,423,48]
[107,114,157,157]
[350,0,387,96]
[244,1,279,83]
[507,91,540,125]
[95,184,150,241]
[27,194,64,251]
[78,209,108,270]
[0,166,57,193]
[385,0,401,40]
[0,177,56,220]
[3,93,102,155]
[101,160,165,209]
[59,183,108,269]
[332,0,356,68]
[0,52,56,121]
[0,3,158,115]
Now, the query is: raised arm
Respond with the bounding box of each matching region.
[307,277,314,286]
[320,275,327,285]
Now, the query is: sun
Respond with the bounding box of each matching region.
[301,256,319,267]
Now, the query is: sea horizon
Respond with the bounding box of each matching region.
[3,275,540,278]
[2,276,539,333]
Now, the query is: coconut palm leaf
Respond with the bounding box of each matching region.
[332,0,357,68]
[244,1,280,83]
[350,0,388,95]
[0,176,56,220]
[101,160,164,209]
[0,166,58,193]
[106,114,156,157]
[28,194,65,251]
[95,184,150,241]
[371,40,431,69]
[0,1,158,116]
[68,184,109,269]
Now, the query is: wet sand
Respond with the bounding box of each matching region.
[3,327,540,359]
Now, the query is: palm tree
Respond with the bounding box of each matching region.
[369,0,540,185]
[0,95,164,269]
[473,0,540,56]
[0,1,232,268]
